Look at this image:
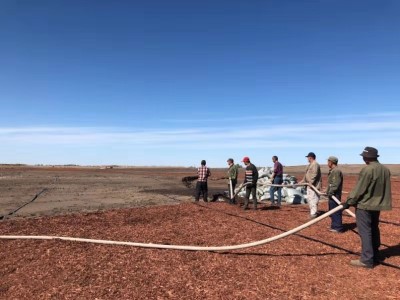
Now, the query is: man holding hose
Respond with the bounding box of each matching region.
[343,147,392,268]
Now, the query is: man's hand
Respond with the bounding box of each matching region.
[342,202,350,210]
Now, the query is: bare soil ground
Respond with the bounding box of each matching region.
[0,166,399,299]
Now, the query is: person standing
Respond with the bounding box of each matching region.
[343,147,392,268]
[326,156,344,233]
[300,152,322,218]
[242,157,258,210]
[226,158,239,204]
[270,156,283,207]
[195,160,211,202]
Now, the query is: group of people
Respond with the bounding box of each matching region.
[194,146,392,269]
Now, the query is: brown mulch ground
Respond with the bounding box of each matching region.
[1,204,399,299]
[0,169,399,299]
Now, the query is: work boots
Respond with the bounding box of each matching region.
[243,198,249,210]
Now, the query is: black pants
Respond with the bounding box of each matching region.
[244,185,257,208]
[356,209,381,266]
[195,181,208,201]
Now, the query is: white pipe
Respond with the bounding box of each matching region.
[229,178,234,199]
[0,205,343,251]
[259,182,355,218]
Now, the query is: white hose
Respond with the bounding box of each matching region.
[259,182,355,218]
[229,178,234,199]
[0,205,343,251]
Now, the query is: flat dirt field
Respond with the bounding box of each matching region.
[1,165,399,299]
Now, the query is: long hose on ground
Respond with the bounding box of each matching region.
[0,181,352,251]
[0,205,343,251]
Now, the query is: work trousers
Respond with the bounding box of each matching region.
[270,175,283,205]
[328,196,343,231]
[244,185,257,208]
[307,188,320,216]
[356,209,381,266]
[195,181,208,201]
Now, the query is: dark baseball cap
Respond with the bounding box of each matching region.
[305,152,316,159]
[360,147,379,158]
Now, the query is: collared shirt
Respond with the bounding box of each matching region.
[197,166,211,182]
[303,160,322,189]
[273,161,283,176]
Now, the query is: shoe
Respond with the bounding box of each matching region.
[329,228,343,233]
[350,259,373,269]
[310,214,318,219]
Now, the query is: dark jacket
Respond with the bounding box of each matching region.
[244,163,258,186]
[346,161,392,211]
[326,167,343,198]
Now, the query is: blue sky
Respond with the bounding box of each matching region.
[1,1,399,167]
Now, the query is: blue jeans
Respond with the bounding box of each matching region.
[270,176,283,205]
[328,196,343,231]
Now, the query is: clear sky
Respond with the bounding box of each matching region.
[1,1,399,167]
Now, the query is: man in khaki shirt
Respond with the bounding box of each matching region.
[300,152,322,218]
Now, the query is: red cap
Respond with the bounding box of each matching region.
[241,156,250,162]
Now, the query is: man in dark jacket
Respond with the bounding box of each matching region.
[326,156,343,233]
[226,158,239,204]
[242,156,258,210]
[343,147,392,268]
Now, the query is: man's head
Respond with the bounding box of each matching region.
[241,156,250,165]
[360,146,379,164]
[305,152,316,163]
[201,160,206,166]
[227,158,234,166]
[327,156,338,169]
[272,156,278,163]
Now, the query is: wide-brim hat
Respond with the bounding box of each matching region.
[360,147,379,158]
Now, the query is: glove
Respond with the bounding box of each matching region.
[342,202,350,210]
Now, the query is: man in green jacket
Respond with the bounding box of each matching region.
[326,156,343,233]
[343,147,392,268]
[226,158,239,204]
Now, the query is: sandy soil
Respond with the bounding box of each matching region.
[0,166,399,299]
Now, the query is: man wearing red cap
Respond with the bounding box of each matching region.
[242,157,258,210]
[343,147,392,268]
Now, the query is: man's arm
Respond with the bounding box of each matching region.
[346,168,371,206]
